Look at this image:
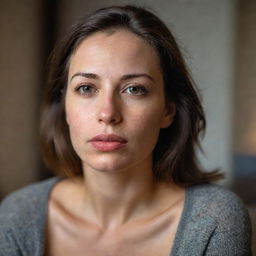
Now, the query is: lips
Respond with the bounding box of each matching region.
[88,134,127,152]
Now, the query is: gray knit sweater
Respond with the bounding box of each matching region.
[0,177,252,256]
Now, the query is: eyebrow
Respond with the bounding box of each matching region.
[69,72,155,83]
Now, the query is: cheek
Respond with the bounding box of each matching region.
[65,106,91,158]
[65,101,94,130]
[127,106,164,141]
[128,114,161,160]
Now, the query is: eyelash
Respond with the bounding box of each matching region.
[74,84,149,96]
[75,84,97,95]
[122,85,149,95]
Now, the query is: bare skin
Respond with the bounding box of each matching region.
[44,178,185,256]
[44,30,185,255]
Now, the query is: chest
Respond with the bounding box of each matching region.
[44,212,179,256]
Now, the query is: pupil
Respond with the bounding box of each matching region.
[130,87,138,93]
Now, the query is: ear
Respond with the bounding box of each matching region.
[160,103,176,128]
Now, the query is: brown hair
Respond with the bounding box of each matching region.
[40,5,223,186]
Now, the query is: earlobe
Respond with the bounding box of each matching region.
[160,103,176,128]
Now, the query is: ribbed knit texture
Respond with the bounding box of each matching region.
[0,177,252,256]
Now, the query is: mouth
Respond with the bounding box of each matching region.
[88,134,128,152]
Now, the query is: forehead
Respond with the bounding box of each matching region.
[68,29,162,78]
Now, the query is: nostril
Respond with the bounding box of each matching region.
[98,115,120,124]
[98,107,121,124]
[97,95,122,124]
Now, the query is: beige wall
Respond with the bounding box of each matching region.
[0,0,42,196]
[234,0,256,156]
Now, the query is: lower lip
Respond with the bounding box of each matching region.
[90,141,127,152]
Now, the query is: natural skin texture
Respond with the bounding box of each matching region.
[0,178,251,256]
[65,29,174,175]
[43,30,184,256]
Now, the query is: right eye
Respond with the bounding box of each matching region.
[75,85,98,95]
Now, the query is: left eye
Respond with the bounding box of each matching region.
[123,85,148,95]
[75,85,98,95]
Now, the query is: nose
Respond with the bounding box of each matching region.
[97,93,122,125]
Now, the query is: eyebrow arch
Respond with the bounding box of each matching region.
[120,73,155,82]
[70,72,99,83]
[69,72,155,83]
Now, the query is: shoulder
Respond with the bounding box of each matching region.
[187,184,250,224]
[187,183,244,210]
[0,177,61,255]
[0,177,61,220]
[185,184,252,254]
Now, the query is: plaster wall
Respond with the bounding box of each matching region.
[0,0,42,195]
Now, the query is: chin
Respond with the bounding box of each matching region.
[82,156,132,174]
[85,164,130,174]
[80,151,151,175]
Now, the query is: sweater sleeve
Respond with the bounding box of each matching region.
[0,177,60,256]
[0,192,25,256]
[203,188,252,256]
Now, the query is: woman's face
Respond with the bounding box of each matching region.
[65,30,174,174]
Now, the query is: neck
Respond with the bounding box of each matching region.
[80,160,160,230]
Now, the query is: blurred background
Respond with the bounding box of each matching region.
[0,0,255,249]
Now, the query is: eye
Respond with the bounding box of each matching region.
[75,85,98,95]
[123,85,148,96]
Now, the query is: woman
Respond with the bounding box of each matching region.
[0,5,251,256]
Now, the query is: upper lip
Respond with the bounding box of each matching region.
[88,134,127,143]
